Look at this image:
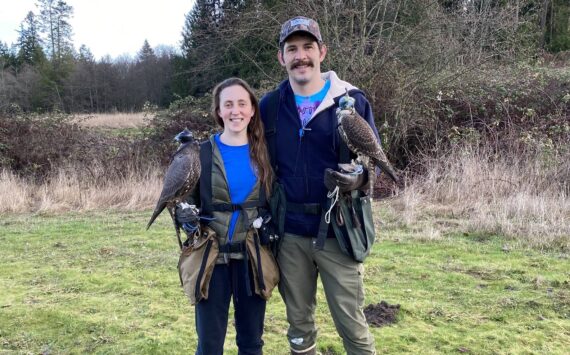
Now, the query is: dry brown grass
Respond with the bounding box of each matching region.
[386,146,570,249]
[2,145,569,249]
[74,112,150,128]
[0,170,32,214]
[0,166,162,214]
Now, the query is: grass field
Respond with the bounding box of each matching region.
[1,209,569,354]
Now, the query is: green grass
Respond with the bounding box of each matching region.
[1,210,569,354]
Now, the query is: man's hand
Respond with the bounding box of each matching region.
[324,163,369,193]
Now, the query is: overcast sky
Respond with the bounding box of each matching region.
[0,0,195,60]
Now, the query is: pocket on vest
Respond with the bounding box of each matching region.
[178,225,219,305]
[246,229,280,300]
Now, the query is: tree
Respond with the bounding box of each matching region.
[67,45,97,111]
[179,0,225,95]
[133,40,175,108]
[38,0,74,64]
[137,39,156,62]
[0,42,17,111]
[544,0,570,52]
[16,11,46,66]
[0,41,18,69]
[37,0,75,110]
[78,44,94,62]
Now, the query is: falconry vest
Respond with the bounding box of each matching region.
[198,138,267,246]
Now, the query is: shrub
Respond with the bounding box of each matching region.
[0,109,87,179]
[375,65,570,170]
[0,95,217,184]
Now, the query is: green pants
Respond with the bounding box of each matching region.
[277,233,376,354]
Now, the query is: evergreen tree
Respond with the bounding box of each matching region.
[181,0,221,54]
[16,11,46,66]
[135,40,158,106]
[133,40,176,108]
[177,2,215,95]
[68,45,96,111]
[137,39,156,62]
[37,0,75,110]
[78,44,95,62]
[38,0,74,64]
[179,0,244,95]
[0,41,18,69]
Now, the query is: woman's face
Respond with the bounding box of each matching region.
[218,85,254,137]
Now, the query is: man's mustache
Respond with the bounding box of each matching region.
[291,60,314,70]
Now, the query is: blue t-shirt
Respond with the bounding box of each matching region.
[214,134,257,241]
[295,80,330,127]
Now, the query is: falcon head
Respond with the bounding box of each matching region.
[336,89,356,124]
[174,129,195,143]
[339,88,355,111]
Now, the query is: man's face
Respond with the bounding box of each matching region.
[278,34,327,87]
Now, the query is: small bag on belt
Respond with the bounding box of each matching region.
[178,225,219,305]
[330,189,375,262]
[246,229,280,300]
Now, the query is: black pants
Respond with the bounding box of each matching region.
[195,259,266,355]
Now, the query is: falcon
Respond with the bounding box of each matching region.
[336,90,398,188]
[146,129,201,246]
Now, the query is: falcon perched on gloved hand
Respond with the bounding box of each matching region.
[146,129,201,247]
[336,89,398,191]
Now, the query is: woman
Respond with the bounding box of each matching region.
[180,77,275,355]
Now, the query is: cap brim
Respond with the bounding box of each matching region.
[280,30,321,45]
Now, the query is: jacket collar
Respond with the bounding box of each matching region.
[313,71,358,118]
[278,71,360,121]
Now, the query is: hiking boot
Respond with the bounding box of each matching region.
[290,347,316,355]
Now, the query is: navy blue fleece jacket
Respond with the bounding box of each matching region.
[260,71,380,237]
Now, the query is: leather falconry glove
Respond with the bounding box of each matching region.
[175,203,200,234]
[324,163,369,193]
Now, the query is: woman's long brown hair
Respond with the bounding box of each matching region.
[211,77,274,197]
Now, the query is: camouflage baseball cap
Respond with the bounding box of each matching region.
[279,16,323,46]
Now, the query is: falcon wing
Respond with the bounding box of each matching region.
[341,111,398,182]
[340,111,385,160]
[146,147,200,229]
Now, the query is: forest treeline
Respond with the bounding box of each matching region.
[1,0,569,183]
[0,0,569,113]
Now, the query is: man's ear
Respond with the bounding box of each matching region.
[319,44,327,62]
[277,50,285,66]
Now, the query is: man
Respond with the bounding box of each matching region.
[259,16,377,355]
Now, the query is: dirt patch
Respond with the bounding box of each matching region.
[466,269,496,280]
[99,247,115,256]
[364,301,400,327]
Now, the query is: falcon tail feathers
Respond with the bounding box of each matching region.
[374,158,399,183]
[146,204,166,230]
